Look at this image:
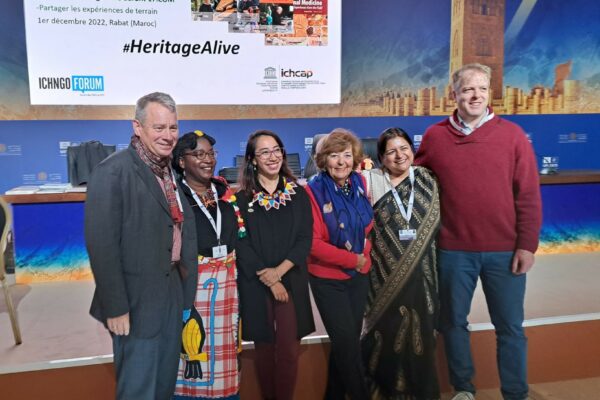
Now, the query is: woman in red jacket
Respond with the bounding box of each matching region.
[306,128,374,400]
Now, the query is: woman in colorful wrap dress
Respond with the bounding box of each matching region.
[172,130,242,400]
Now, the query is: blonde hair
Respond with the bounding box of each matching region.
[315,128,363,170]
[452,63,491,91]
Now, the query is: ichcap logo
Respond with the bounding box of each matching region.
[280,68,313,78]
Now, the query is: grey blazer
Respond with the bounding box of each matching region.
[85,146,197,338]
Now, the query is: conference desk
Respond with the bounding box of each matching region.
[538,169,600,185]
[3,192,89,283]
[3,170,600,283]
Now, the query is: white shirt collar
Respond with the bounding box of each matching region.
[449,108,494,135]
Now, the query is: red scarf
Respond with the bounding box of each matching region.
[131,135,184,223]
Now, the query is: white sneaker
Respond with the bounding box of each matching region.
[451,392,475,400]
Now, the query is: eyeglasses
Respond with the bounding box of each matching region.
[255,147,284,160]
[183,150,218,160]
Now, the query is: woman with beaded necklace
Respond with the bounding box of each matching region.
[172,130,242,400]
[235,130,315,400]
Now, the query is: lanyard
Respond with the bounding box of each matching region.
[182,179,222,244]
[171,167,184,215]
[386,167,415,223]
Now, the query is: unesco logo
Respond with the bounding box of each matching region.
[264,67,277,79]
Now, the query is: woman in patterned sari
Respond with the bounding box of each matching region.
[172,131,241,400]
[361,127,441,400]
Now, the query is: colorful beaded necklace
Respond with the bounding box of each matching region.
[250,178,297,211]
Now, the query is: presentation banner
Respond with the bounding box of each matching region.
[23,0,340,105]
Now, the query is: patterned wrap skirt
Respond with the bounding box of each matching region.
[174,252,241,399]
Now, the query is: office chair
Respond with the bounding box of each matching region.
[0,197,22,345]
[303,133,328,180]
[286,152,302,178]
[218,167,240,183]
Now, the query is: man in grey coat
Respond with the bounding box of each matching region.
[85,92,198,399]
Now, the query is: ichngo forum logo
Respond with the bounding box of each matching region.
[38,75,105,93]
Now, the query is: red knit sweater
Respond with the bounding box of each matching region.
[305,185,373,280]
[415,114,542,253]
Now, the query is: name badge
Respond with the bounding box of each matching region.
[399,229,417,241]
[212,245,227,258]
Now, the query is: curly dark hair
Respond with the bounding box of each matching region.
[171,130,216,175]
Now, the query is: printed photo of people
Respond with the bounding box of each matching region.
[190,0,236,22]
[265,1,327,47]
[228,1,261,33]
[189,0,327,46]
[258,2,294,33]
[265,12,328,46]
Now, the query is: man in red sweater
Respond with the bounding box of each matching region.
[415,63,542,400]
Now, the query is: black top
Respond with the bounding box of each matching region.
[235,177,315,342]
[179,177,237,257]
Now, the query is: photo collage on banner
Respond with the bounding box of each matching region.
[22,0,339,105]
[192,0,327,46]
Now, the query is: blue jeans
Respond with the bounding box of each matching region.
[438,250,528,400]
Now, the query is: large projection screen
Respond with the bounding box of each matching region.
[23,0,340,105]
